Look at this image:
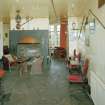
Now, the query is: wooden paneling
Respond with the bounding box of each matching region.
[98,0,105,8]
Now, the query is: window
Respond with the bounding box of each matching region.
[57,25,60,31]
[49,25,60,48]
[49,25,54,31]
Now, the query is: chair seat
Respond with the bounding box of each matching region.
[68,63,79,69]
[70,64,78,68]
[0,69,5,78]
[68,74,83,83]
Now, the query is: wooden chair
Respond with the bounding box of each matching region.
[2,46,17,71]
[2,54,17,71]
[68,58,89,83]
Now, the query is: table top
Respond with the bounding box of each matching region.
[17,57,28,63]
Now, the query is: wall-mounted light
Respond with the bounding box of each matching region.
[15,10,21,23]
[72,22,76,30]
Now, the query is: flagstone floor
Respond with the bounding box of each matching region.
[3,59,94,105]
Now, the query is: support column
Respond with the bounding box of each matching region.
[60,18,67,48]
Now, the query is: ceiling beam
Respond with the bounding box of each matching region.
[50,0,57,19]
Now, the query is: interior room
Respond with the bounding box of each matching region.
[0,0,105,105]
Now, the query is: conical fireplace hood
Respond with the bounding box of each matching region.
[18,36,40,44]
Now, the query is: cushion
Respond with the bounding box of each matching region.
[68,74,83,83]
[0,69,5,78]
[4,54,14,62]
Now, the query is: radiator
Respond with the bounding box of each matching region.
[90,71,105,105]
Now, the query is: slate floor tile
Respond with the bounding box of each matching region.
[3,59,94,105]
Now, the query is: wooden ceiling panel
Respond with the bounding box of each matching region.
[98,0,105,8]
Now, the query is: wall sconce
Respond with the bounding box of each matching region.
[72,22,76,30]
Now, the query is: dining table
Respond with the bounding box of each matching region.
[16,57,30,76]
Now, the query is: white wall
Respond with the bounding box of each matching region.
[90,71,105,105]
[10,18,49,30]
[77,1,105,105]
[89,22,105,82]
[68,17,77,56]
[0,21,3,59]
[86,21,105,105]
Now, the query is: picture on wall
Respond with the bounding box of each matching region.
[85,34,90,46]
[89,18,95,33]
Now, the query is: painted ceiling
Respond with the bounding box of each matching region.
[0,0,90,23]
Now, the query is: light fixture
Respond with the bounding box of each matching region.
[72,22,76,30]
[71,3,75,9]
[15,10,21,29]
[16,0,19,3]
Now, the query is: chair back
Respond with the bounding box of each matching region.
[77,52,81,62]
[73,49,76,57]
[82,58,89,76]
[3,46,9,54]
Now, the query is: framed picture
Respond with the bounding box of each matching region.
[89,18,96,34]
[89,19,95,30]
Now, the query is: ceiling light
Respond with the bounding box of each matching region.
[16,0,19,2]
[71,3,75,8]
[22,7,24,10]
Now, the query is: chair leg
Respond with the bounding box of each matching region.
[8,64,12,72]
